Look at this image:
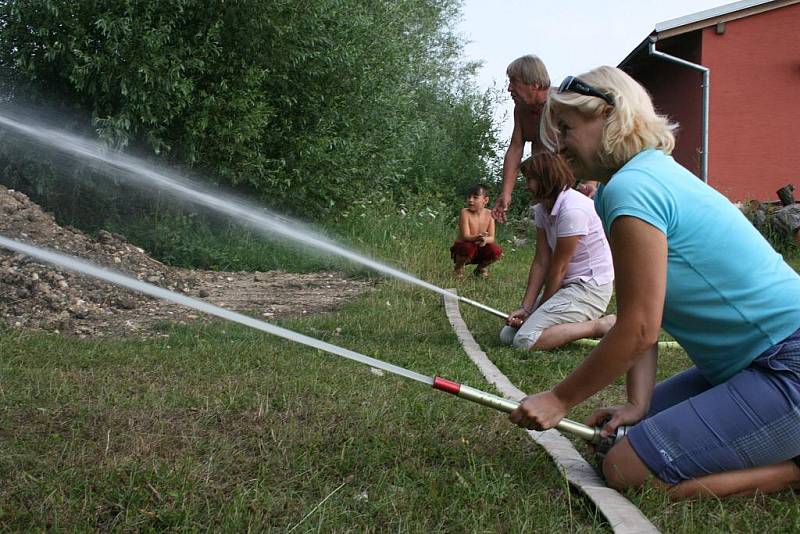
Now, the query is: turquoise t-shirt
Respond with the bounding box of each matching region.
[595,149,800,384]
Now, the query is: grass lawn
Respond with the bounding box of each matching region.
[2,212,799,531]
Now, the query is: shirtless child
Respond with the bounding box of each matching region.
[451,184,503,278]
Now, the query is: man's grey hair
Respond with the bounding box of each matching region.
[506,55,550,87]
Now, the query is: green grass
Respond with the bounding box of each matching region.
[0,297,605,531]
[455,236,800,532]
[2,210,799,530]
[100,195,474,274]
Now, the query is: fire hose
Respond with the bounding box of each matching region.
[0,234,628,454]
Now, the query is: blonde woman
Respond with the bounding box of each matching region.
[509,66,800,498]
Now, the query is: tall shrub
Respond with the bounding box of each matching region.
[0,0,500,219]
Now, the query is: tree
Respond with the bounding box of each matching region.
[0,0,500,219]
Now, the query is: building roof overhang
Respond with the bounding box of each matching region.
[619,0,800,67]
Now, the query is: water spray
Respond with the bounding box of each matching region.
[0,109,687,346]
[0,234,626,452]
[0,110,508,321]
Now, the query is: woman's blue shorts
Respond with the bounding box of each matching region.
[627,326,800,485]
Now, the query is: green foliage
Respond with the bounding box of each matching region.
[0,0,501,221]
[103,192,470,274]
[103,211,346,273]
[740,202,800,259]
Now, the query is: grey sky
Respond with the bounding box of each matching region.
[457,0,729,145]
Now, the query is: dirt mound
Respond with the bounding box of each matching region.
[0,185,372,337]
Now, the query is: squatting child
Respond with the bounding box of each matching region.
[451,184,502,278]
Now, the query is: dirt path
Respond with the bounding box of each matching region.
[0,185,372,338]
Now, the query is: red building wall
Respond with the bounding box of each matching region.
[701,4,800,201]
[626,33,704,179]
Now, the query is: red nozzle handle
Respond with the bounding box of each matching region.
[432,376,461,395]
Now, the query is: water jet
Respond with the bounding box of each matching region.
[0,234,624,451]
[0,108,508,320]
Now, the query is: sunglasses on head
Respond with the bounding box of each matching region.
[558,76,615,106]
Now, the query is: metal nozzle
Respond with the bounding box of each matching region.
[432,376,627,452]
[456,296,508,319]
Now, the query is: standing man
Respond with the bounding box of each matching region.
[492,55,597,223]
[492,55,551,223]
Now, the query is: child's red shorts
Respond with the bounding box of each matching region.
[450,241,502,264]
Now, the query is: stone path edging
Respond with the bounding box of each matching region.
[443,291,659,534]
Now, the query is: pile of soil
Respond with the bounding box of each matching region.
[0,185,372,338]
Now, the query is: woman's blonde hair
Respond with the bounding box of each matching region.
[541,66,678,172]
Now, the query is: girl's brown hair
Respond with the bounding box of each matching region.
[520,151,576,205]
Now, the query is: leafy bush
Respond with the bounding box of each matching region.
[91,191,471,274]
[0,0,501,224]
